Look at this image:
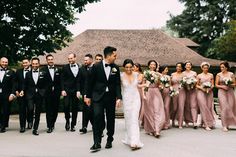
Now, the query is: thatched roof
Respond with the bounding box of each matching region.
[174,38,200,47]
[39,29,232,67]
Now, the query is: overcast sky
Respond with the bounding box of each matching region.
[67,0,185,36]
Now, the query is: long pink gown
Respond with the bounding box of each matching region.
[160,74,171,129]
[217,72,236,127]
[143,83,165,134]
[171,73,186,127]
[138,84,145,127]
[196,73,215,128]
[183,71,198,125]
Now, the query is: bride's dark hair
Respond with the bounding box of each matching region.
[123,59,134,67]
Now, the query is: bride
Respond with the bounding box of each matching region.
[121,59,144,150]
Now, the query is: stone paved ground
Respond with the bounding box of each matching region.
[0,113,236,157]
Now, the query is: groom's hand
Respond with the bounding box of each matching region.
[85,98,91,106]
[116,99,121,108]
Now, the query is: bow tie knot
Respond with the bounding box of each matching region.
[0,69,6,71]
[105,64,111,67]
[70,64,76,67]
[33,70,39,73]
[49,66,54,69]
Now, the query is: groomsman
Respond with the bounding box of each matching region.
[0,57,16,133]
[61,53,81,132]
[22,57,48,135]
[79,54,94,134]
[15,58,31,133]
[95,54,103,63]
[42,54,61,133]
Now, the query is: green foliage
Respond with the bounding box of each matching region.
[167,0,236,57]
[207,20,236,61]
[0,0,99,64]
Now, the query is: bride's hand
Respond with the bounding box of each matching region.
[116,99,121,108]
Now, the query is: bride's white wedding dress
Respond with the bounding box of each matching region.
[121,72,144,148]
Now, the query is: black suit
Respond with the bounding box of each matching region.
[0,68,15,129]
[42,66,61,129]
[23,69,48,131]
[86,61,122,144]
[15,68,30,129]
[61,64,81,128]
[78,65,93,129]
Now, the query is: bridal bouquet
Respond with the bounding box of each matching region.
[202,82,212,94]
[223,78,233,86]
[160,75,170,89]
[181,77,197,90]
[143,70,159,91]
[169,86,179,97]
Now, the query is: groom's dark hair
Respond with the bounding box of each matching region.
[104,46,117,58]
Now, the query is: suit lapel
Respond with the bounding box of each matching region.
[100,62,108,81]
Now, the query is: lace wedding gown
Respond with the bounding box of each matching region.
[121,72,144,148]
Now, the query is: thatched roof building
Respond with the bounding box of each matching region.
[40,29,234,67]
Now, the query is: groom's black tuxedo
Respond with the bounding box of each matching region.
[86,61,122,145]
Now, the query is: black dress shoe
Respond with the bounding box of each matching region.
[20,127,25,133]
[47,128,53,133]
[105,142,112,149]
[65,122,70,131]
[79,127,87,134]
[0,128,6,133]
[32,130,39,136]
[70,127,76,132]
[90,143,101,151]
[27,123,33,129]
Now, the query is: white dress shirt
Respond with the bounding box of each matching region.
[103,60,111,92]
[70,64,79,77]
[23,68,30,79]
[48,66,55,81]
[0,68,5,82]
[32,69,39,84]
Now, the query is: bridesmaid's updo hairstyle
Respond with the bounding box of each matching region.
[176,62,185,72]
[147,60,158,71]
[123,59,134,67]
[220,61,230,70]
[200,62,210,68]
[184,60,192,69]
[159,64,168,73]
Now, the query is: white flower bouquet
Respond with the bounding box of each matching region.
[169,86,179,97]
[202,82,212,94]
[143,70,159,91]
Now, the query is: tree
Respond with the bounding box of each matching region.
[167,0,236,57]
[207,20,236,61]
[0,0,99,64]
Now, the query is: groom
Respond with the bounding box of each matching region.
[85,46,122,152]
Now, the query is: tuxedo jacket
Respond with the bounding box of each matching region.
[61,64,81,94]
[41,66,61,96]
[86,61,122,102]
[23,69,48,99]
[77,65,93,96]
[0,68,15,98]
[15,68,28,92]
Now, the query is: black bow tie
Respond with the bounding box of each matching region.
[0,69,5,71]
[70,64,76,67]
[33,70,39,73]
[49,66,54,69]
[105,64,111,67]
[24,69,29,72]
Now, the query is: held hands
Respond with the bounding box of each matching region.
[61,90,67,97]
[85,98,91,106]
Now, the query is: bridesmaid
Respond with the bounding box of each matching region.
[196,62,215,131]
[171,62,186,129]
[183,61,198,128]
[143,60,165,137]
[133,63,144,127]
[215,61,236,132]
[159,65,171,129]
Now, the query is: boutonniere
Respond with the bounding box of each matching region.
[111,67,117,73]
[39,72,44,75]
[6,70,10,74]
[55,68,58,72]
